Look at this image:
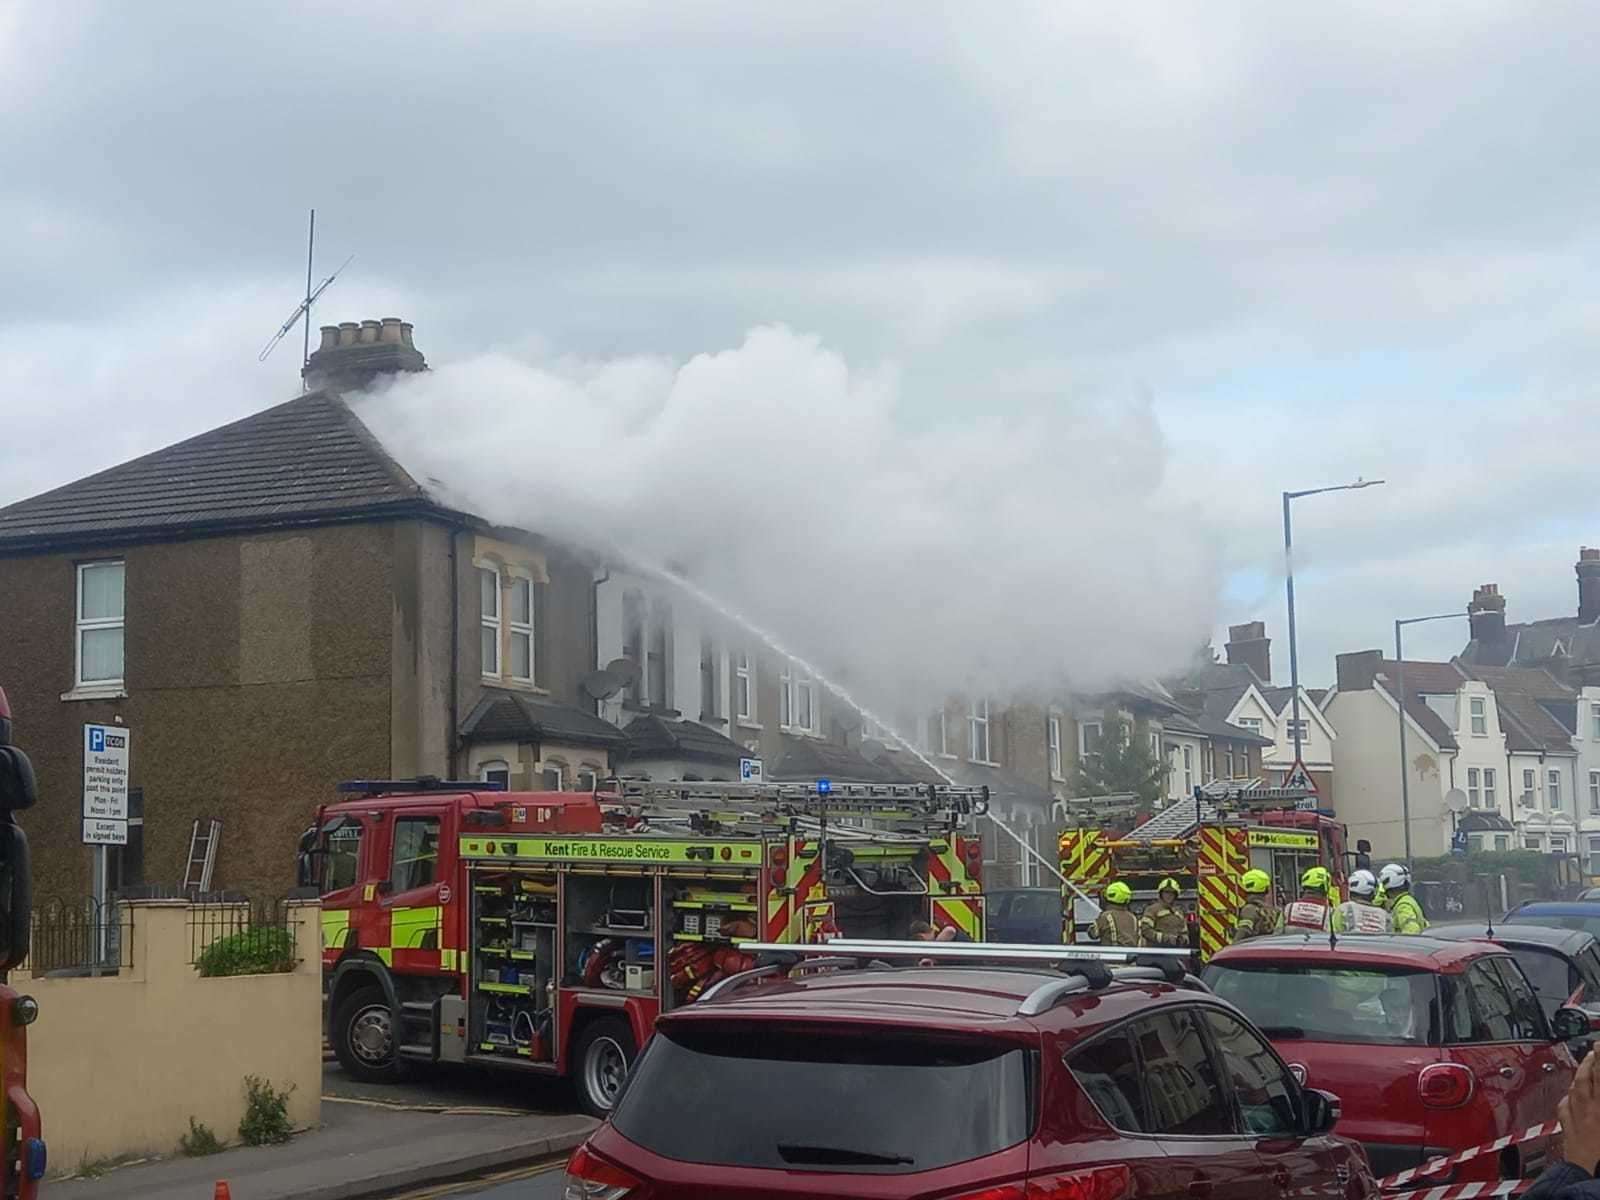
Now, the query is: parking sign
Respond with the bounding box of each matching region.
[83,723,130,845]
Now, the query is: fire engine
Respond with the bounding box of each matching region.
[0,688,44,1198]
[302,776,988,1115]
[1058,785,1348,961]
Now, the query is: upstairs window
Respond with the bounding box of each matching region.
[76,560,125,687]
[929,710,950,756]
[508,575,533,682]
[479,567,501,677]
[969,698,993,764]
[622,591,645,705]
[1079,720,1104,758]
[1592,703,1600,740]
[1286,719,1308,744]
[1048,716,1063,779]
[1467,767,1481,808]
[647,601,672,709]
[1590,770,1600,815]
[779,668,816,733]
[734,652,754,721]
[1522,769,1537,808]
[1550,770,1564,810]
[1470,697,1487,736]
[700,638,719,719]
[1483,767,1496,808]
[1237,717,1263,734]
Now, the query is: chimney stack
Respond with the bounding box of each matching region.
[1578,548,1600,625]
[303,316,427,393]
[1225,620,1272,683]
[1336,649,1383,692]
[1468,583,1507,644]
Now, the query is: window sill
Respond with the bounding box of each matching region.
[61,684,127,702]
[699,714,728,727]
[735,719,762,731]
[937,753,959,761]
[970,759,1001,769]
[494,678,549,695]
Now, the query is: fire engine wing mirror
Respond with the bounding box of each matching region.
[1553,1005,1591,1043]
[295,826,318,888]
[0,821,32,972]
[1300,1088,1340,1137]
[0,747,37,812]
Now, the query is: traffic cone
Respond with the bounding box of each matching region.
[213,1182,231,1200]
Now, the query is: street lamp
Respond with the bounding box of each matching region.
[1283,479,1385,774]
[1394,612,1468,867]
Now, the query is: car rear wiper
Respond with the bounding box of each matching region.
[1258,1025,1307,1039]
[777,1143,915,1166]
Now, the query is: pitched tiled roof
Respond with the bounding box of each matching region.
[460,690,627,747]
[940,758,1057,812]
[0,391,448,552]
[1372,661,1461,750]
[1496,692,1575,754]
[620,714,744,764]
[1458,664,1576,701]
[1178,662,1265,691]
[770,735,899,783]
[1464,618,1600,671]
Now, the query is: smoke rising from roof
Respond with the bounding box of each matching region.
[357,324,1219,710]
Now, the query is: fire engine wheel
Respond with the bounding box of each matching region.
[334,985,403,1083]
[574,1017,636,1118]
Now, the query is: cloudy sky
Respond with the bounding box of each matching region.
[6,2,1600,687]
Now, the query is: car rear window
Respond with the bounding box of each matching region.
[611,1026,1034,1173]
[1202,963,1439,1045]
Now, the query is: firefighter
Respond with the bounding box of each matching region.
[1232,868,1277,942]
[1334,869,1393,934]
[1378,863,1428,933]
[1139,877,1190,949]
[1092,882,1140,945]
[1282,865,1338,932]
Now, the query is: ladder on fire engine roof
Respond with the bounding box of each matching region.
[183,818,222,892]
[606,779,989,828]
[1122,782,1312,843]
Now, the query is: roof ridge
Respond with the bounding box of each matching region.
[328,392,430,502]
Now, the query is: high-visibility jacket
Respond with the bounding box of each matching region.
[1232,900,1277,942]
[1283,895,1336,932]
[1390,892,1428,934]
[1092,906,1140,946]
[1139,902,1189,948]
[1334,899,1393,934]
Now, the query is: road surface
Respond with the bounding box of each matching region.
[395,1160,567,1198]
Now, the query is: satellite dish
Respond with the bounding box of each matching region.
[1444,787,1470,815]
[581,669,623,701]
[606,657,641,686]
[859,738,885,760]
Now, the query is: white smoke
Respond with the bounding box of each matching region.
[356,325,1220,710]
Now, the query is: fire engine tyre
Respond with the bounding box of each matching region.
[333,985,403,1083]
[574,1017,636,1118]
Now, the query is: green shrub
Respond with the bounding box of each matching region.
[179,1117,223,1156]
[238,1076,294,1146]
[196,929,296,977]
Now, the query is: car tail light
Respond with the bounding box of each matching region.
[1418,1063,1475,1109]
[562,1144,641,1199]
[952,1168,1131,1200]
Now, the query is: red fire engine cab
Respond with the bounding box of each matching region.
[302,776,988,1115]
[0,687,45,1198]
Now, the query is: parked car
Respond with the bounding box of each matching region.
[1504,900,1600,940]
[984,886,1064,944]
[1204,934,1585,1185]
[1428,922,1600,1038]
[565,952,1378,1198]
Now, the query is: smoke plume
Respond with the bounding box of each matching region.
[356,325,1219,714]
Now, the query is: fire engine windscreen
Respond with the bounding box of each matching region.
[610,1026,1031,1173]
[357,325,1217,700]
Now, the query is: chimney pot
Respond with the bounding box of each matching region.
[379,317,403,345]
[358,319,381,345]
[302,316,428,393]
[1469,582,1507,643]
[337,322,359,348]
[1224,620,1272,683]
[318,325,340,352]
[400,322,414,348]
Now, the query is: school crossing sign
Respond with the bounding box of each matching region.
[1283,758,1318,809]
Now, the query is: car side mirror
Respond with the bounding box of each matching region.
[0,821,32,972]
[1302,1088,1341,1137]
[1553,1005,1591,1042]
[0,747,37,812]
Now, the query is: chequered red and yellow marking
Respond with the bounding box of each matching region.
[1058,829,1110,944]
[1196,826,1248,961]
[929,836,984,940]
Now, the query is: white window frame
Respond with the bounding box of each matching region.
[1525,836,1543,851]
[699,637,719,720]
[1494,835,1510,852]
[478,565,501,679]
[1593,703,1600,741]
[1237,717,1263,734]
[1182,745,1194,794]
[1285,719,1308,745]
[734,652,755,723]
[1079,720,1104,758]
[933,710,952,758]
[1467,767,1480,808]
[75,560,126,689]
[1048,716,1063,780]
[1470,697,1487,736]
[1552,834,1569,854]
[969,698,994,765]
[539,760,567,791]
[577,765,601,792]
[1550,769,1564,811]
[1590,770,1600,816]
[478,759,510,790]
[1224,747,1234,778]
[507,572,534,683]
[1483,767,1496,809]
[779,667,817,735]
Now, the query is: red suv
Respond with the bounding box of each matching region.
[1204,934,1583,1184]
[565,946,1376,1198]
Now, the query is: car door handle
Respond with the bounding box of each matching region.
[1187,1180,1213,1198]
[1498,1066,1516,1078]
[1544,1062,1559,1073]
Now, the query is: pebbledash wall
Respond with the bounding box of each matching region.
[23,898,323,1169]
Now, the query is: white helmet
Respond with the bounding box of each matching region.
[1378,863,1411,892]
[1348,868,1378,899]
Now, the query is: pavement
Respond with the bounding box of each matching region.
[46,1065,596,1200]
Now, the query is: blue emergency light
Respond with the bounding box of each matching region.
[817,778,832,795]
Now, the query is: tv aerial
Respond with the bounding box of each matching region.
[258,208,353,370]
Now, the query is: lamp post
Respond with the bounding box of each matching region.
[1394,612,1468,866]
[1283,479,1385,774]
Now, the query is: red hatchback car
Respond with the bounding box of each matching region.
[1204,934,1583,1184]
[564,947,1377,1199]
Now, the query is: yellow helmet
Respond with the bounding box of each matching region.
[1158,877,1181,896]
[1300,866,1332,894]
[1104,881,1133,905]
[1241,868,1271,895]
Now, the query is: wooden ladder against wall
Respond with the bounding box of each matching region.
[183,818,222,893]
